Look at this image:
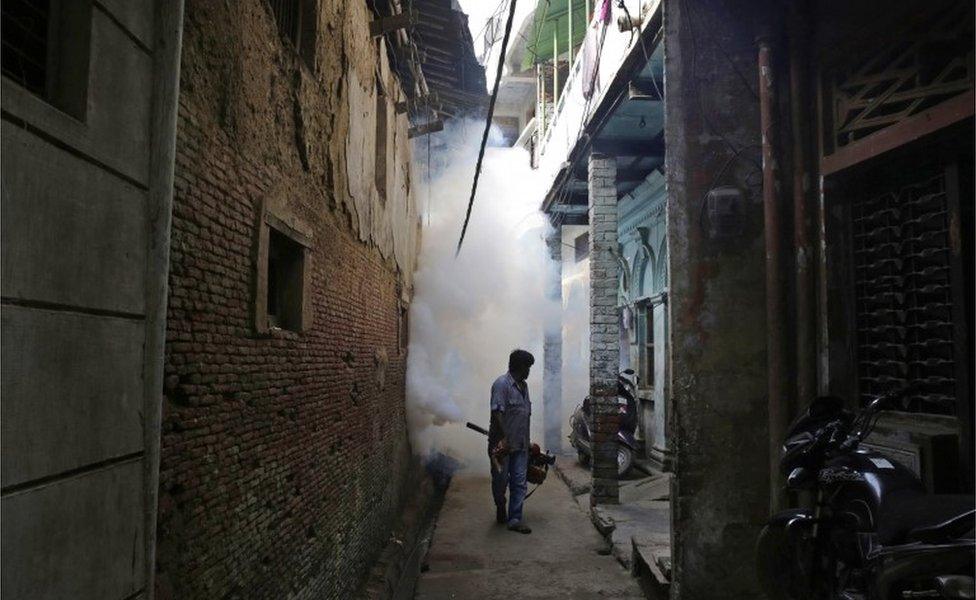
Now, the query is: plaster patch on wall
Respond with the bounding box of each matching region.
[345,68,372,242]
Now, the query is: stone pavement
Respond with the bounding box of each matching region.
[553,454,672,595]
[415,474,646,600]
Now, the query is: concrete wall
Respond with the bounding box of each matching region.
[663,0,772,596]
[1,1,180,598]
[155,1,421,598]
[562,224,591,440]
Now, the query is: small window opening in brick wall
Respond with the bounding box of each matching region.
[375,77,388,203]
[266,228,305,332]
[574,231,590,263]
[269,0,317,70]
[2,0,92,119]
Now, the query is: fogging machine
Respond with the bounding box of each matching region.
[465,422,555,486]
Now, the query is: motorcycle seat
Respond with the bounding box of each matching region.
[906,508,976,544]
[880,493,975,545]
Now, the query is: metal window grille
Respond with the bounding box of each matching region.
[2,0,50,97]
[852,172,959,415]
[821,3,974,156]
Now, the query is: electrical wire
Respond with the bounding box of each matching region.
[455,0,520,256]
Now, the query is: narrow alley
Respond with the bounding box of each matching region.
[1,0,973,599]
[416,475,644,600]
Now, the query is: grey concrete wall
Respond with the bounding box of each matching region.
[0,1,179,597]
[663,0,772,596]
[544,229,564,451]
[588,152,620,505]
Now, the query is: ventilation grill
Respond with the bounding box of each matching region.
[853,172,958,415]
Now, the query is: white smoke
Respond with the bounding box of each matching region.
[405,121,560,469]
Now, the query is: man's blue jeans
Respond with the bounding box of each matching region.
[491,449,528,526]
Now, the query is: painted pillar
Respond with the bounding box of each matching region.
[543,228,563,451]
[650,299,669,466]
[588,151,619,505]
[552,29,559,108]
[568,0,574,65]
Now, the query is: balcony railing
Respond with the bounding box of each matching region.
[532,0,656,184]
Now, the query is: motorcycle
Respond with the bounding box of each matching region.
[569,369,640,477]
[757,386,975,599]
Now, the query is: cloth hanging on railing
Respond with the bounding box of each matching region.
[582,1,612,99]
[582,27,598,98]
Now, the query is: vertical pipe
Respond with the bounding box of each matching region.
[568,0,574,65]
[789,3,816,410]
[758,37,789,512]
[146,0,185,595]
[553,27,559,108]
[536,62,544,134]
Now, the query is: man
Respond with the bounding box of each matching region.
[488,349,535,534]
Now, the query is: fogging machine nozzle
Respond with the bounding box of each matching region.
[465,422,489,436]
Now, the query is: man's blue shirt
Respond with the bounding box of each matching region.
[488,372,531,451]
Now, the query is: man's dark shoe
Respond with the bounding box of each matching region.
[507,523,532,534]
[496,505,507,524]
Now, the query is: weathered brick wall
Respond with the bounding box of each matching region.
[587,152,620,505]
[156,1,419,598]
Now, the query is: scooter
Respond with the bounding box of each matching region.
[569,369,640,477]
[757,386,975,599]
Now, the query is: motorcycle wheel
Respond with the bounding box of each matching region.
[577,448,590,467]
[617,446,633,477]
[756,524,814,600]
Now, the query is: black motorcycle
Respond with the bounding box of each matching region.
[569,369,639,476]
[757,387,975,599]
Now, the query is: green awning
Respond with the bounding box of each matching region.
[521,0,589,70]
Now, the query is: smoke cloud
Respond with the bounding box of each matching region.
[405,122,560,469]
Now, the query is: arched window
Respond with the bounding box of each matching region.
[640,246,655,298]
[617,253,630,304]
[654,240,668,290]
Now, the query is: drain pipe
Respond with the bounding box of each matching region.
[758,35,789,512]
[789,1,816,416]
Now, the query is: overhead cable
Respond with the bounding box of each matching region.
[455,0,520,257]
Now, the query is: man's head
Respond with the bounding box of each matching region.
[508,349,535,382]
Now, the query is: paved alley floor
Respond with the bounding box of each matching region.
[415,474,646,600]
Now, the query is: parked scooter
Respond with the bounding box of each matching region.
[569,369,639,476]
[757,386,975,599]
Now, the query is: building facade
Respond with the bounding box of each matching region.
[1,1,182,598]
[2,0,483,598]
[666,0,975,596]
[526,0,974,597]
[155,0,484,597]
[522,0,668,495]
[616,172,669,466]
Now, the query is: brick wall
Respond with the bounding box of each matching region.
[587,152,620,505]
[155,1,419,598]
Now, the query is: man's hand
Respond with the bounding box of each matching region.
[492,437,508,456]
[490,438,507,473]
